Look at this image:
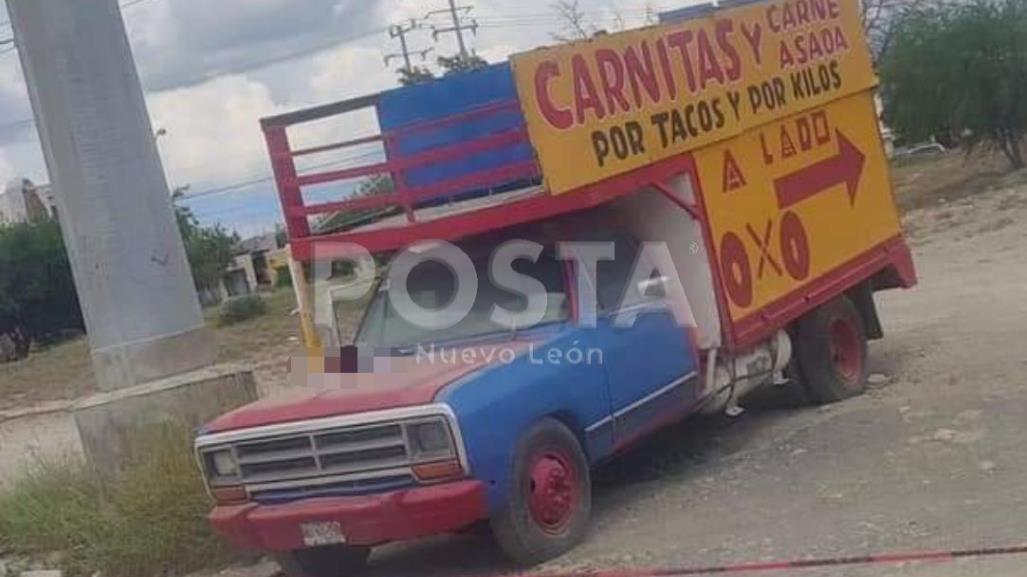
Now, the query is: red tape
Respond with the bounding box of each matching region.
[511,544,1027,577]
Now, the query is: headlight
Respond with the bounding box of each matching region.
[407,419,455,459]
[204,449,238,478]
[412,421,449,452]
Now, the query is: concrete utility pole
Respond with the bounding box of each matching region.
[6,0,257,478]
[5,0,216,391]
[428,0,479,59]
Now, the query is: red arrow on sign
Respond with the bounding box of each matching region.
[774,130,866,210]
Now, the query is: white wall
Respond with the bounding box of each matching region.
[612,182,723,350]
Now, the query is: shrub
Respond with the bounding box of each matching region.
[217,294,268,326]
[274,265,292,288]
[0,221,84,356]
[0,426,239,577]
[881,0,1027,169]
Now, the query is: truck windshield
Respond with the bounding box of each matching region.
[355,250,569,349]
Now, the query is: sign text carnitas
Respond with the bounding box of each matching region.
[511,0,877,194]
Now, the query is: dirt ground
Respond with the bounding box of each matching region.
[196,154,1027,577]
[4,151,1027,576]
[0,289,305,412]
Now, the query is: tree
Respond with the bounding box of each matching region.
[551,0,595,41]
[862,0,932,63]
[550,0,628,42]
[398,65,436,86]
[437,53,489,76]
[880,0,1027,168]
[172,193,239,294]
[274,224,288,249]
[312,174,396,234]
[0,220,84,358]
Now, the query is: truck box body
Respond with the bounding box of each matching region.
[261,0,913,351]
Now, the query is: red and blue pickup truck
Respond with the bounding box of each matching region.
[194,0,916,574]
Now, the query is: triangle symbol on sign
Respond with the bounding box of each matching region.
[722,150,747,193]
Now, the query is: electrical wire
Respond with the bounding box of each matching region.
[1,2,670,222]
[178,149,384,202]
[0,0,158,45]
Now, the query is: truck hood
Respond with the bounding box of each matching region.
[202,340,536,433]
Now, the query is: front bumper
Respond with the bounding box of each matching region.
[210,480,487,551]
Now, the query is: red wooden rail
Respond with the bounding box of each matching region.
[261,95,539,254]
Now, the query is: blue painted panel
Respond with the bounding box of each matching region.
[597,306,699,416]
[375,63,533,196]
[437,310,700,511]
[436,324,614,512]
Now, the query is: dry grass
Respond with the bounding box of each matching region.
[0,338,96,411]
[0,289,305,411]
[0,425,239,577]
[890,149,1017,213]
[210,289,305,368]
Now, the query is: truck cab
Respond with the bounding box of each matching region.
[197,216,702,572]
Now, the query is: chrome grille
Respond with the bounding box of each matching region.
[197,411,461,493]
[233,422,409,483]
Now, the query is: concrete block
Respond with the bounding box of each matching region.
[91,326,218,392]
[73,364,258,478]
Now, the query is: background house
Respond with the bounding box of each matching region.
[0,178,57,225]
[217,232,291,301]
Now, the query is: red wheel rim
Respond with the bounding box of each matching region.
[829,317,861,385]
[527,450,578,535]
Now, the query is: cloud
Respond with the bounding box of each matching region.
[148,75,284,189]
[0,149,14,186]
[127,0,388,92]
[0,0,665,234]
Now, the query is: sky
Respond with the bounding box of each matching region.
[0,0,674,238]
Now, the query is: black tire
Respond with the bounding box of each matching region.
[795,295,869,404]
[491,418,591,566]
[272,545,370,577]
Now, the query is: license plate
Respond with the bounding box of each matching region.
[301,521,346,547]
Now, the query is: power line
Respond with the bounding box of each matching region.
[2,2,662,215]
[180,175,274,200]
[476,8,656,20]
[185,25,388,87]
[0,118,34,132]
[427,0,478,59]
[178,149,384,202]
[385,19,433,74]
[0,25,390,138]
[0,0,159,46]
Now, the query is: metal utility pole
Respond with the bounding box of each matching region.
[5,0,216,391]
[427,0,479,59]
[384,19,433,73]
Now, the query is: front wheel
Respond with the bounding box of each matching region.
[795,295,869,404]
[272,545,370,577]
[491,418,591,566]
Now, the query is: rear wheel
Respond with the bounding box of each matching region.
[795,296,869,404]
[272,545,370,577]
[491,418,591,566]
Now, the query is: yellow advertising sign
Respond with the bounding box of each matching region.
[692,90,901,322]
[511,0,878,194]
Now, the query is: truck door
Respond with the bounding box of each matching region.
[591,236,701,445]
